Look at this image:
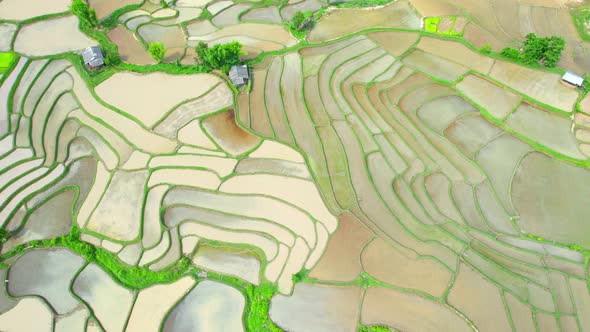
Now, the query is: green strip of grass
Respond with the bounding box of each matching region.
[0,52,15,74]
[0,225,283,331]
[358,325,393,332]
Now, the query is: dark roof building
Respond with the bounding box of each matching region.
[229,65,249,88]
[82,46,104,69]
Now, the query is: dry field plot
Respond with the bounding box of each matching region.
[1,0,590,331]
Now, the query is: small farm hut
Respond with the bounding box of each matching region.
[562,71,584,87]
[82,46,104,70]
[229,65,249,88]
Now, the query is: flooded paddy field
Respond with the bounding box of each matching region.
[0,0,589,330]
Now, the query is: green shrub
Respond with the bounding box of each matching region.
[0,228,8,243]
[195,41,242,73]
[148,42,167,63]
[70,0,98,29]
[501,47,521,60]
[480,44,491,54]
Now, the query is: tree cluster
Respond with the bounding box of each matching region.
[195,41,242,73]
[289,11,314,33]
[501,33,565,68]
[70,0,99,29]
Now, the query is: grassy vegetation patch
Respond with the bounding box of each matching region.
[424,17,440,33]
[358,325,393,332]
[571,7,590,42]
[244,283,282,331]
[0,52,16,74]
[332,0,396,8]
[0,225,284,330]
[424,16,463,36]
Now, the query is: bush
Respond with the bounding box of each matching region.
[0,228,8,243]
[480,44,491,54]
[195,41,242,72]
[101,43,120,65]
[501,47,521,60]
[148,42,167,63]
[70,0,98,29]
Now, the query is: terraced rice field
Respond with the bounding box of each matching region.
[0,0,590,331]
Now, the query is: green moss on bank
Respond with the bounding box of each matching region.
[0,52,16,74]
[0,223,284,331]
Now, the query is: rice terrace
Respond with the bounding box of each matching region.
[1,0,590,330]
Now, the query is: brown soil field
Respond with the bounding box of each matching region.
[438,17,454,32]
[248,67,275,138]
[505,292,536,332]
[417,37,494,74]
[463,22,504,50]
[457,74,520,119]
[505,103,583,159]
[137,24,186,48]
[242,6,282,23]
[408,0,460,16]
[512,152,590,247]
[361,237,452,297]
[309,213,372,281]
[202,110,260,156]
[448,262,512,331]
[445,114,501,158]
[362,287,471,331]
[309,1,421,42]
[489,61,579,112]
[107,26,153,65]
[89,0,143,19]
[270,283,361,331]
[367,31,419,57]
[264,57,293,144]
[402,49,467,82]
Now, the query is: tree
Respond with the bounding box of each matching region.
[519,33,565,67]
[290,11,306,31]
[70,0,98,29]
[543,36,565,67]
[195,41,242,72]
[501,47,521,60]
[288,11,313,35]
[148,42,167,63]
